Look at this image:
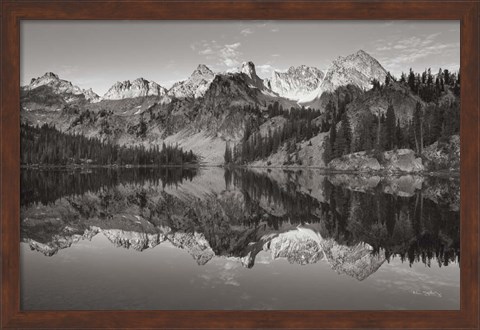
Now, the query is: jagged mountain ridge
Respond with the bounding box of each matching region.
[21,50,447,167]
[21,61,300,164]
[103,77,168,100]
[168,64,216,99]
[265,65,324,102]
[304,50,387,109]
[321,50,387,94]
[23,72,101,103]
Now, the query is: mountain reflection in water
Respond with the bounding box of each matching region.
[20,167,460,310]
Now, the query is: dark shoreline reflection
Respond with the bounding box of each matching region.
[21,166,198,207]
[20,167,460,310]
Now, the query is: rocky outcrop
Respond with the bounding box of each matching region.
[423,135,460,171]
[328,149,424,173]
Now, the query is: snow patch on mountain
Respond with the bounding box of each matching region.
[266,65,324,102]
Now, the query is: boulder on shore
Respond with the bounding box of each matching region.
[328,149,424,173]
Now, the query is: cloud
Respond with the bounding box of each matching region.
[257,64,274,75]
[192,40,243,69]
[372,32,459,75]
[238,21,279,37]
[58,65,79,76]
[240,28,253,36]
[198,48,213,55]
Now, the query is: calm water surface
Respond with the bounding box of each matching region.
[20,167,460,310]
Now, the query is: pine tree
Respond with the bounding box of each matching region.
[224,142,232,164]
[408,68,416,92]
[329,124,337,157]
[413,101,424,154]
[341,112,352,154]
[385,72,392,86]
[427,68,433,85]
[334,125,346,158]
[323,136,333,165]
[385,103,397,150]
[395,119,403,148]
[357,114,374,152]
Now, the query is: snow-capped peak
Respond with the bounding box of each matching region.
[103,78,167,100]
[168,64,216,99]
[320,49,387,94]
[265,65,324,102]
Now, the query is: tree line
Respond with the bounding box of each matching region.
[21,123,198,166]
[225,102,328,165]
[323,68,460,164]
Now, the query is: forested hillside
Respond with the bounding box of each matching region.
[21,123,197,166]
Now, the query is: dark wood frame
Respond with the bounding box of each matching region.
[1,1,478,329]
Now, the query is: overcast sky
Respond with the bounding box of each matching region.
[21,20,459,95]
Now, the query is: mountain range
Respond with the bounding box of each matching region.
[20,49,460,168]
[23,50,385,105]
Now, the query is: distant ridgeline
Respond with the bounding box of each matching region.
[21,123,198,166]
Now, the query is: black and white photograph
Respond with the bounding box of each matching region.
[20,20,460,310]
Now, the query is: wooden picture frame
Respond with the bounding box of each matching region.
[1,1,478,328]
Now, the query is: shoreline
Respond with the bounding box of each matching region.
[21,164,460,177]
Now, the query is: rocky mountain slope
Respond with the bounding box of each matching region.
[22,61,301,164]
[265,65,324,102]
[103,77,167,100]
[305,50,387,109]
[321,50,387,94]
[23,72,101,103]
[168,64,216,99]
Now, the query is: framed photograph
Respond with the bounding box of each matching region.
[1,1,478,329]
